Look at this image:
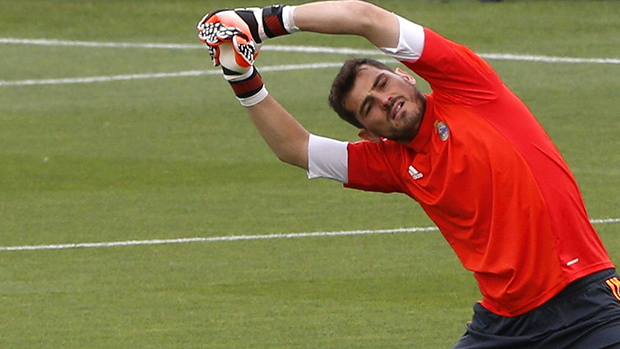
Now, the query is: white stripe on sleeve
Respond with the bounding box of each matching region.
[306,134,349,183]
[380,15,425,62]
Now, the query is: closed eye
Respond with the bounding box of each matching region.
[363,100,374,116]
[378,78,387,90]
[359,72,387,117]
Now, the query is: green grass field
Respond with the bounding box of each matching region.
[1,0,619,347]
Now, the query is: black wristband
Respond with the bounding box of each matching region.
[228,67,264,99]
[262,5,290,39]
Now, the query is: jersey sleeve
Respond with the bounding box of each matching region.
[306,136,405,194]
[306,134,349,183]
[344,140,404,194]
[305,135,404,194]
[382,16,504,104]
[379,15,425,62]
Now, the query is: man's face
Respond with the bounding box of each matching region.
[343,65,426,144]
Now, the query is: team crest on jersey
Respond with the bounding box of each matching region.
[435,121,450,141]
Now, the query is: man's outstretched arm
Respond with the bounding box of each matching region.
[241,1,399,170]
[197,1,401,171]
[293,1,399,48]
[246,95,310,170]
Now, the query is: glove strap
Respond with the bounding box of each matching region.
[262,5,299,39]
[227,67,269,107]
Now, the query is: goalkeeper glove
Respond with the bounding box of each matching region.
[198,5,298,45]
[197,10,268,107]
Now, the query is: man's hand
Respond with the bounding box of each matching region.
[197,10,260,70]
[197,10,268,107]
[198,5,297,46]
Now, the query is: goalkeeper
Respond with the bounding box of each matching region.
[197,1,620,348]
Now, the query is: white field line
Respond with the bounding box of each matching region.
[480,53,620,65]
[1,227,439,252]
[1,38,620,87]
[0,62,347,87]
[0,38,383,56]
[3,38,620,65]
[0,38,203,49]
[1,218,619,253]
[0,70,216,86]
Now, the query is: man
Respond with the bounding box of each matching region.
[197,1,620,348]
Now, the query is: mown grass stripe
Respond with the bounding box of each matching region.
[1,218,618,252]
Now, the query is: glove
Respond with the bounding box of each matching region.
[197,10,260,68]
[232,5,299,44]
[198,5,298,45]
[197,10,268,107]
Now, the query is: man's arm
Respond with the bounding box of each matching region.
[197,1,401,171]
[241,2,399,170]
[293,1,399,48]
[246,95,310,170]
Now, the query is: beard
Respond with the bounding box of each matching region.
[384,88,426,144]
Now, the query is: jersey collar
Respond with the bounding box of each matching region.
[407,93,435,152]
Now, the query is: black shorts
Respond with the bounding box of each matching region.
[453,269,620,349]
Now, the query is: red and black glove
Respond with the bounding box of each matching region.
[197,10,268,107]
[229,5,299,44]
[199,5,298,45]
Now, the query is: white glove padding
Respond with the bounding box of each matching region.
[197,10,267,107]
[197,10,261,69]
[219,41,268,107]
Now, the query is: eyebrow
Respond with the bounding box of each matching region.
[358,72,385,116]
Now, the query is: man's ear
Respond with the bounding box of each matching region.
[358,129,382,143]
[395,67,416,85]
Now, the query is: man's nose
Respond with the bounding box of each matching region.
[370,91,391,109]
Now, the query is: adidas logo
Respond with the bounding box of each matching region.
[408,165,423,180]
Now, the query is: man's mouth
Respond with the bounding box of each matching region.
[390,99,405,120]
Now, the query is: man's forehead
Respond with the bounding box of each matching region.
[356,65,399,91]
[346,65,388,103]
[357,65,385,80]
[344,66,388,109]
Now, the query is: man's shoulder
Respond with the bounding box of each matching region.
[348,139,413,163]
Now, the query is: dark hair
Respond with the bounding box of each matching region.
[328,58,394,129]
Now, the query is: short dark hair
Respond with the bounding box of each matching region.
[328,58,393,129]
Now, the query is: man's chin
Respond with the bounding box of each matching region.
[389,118,421,143]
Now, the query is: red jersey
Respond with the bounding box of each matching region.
[345,28,614,316]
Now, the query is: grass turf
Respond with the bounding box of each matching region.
[0,0,618,347]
